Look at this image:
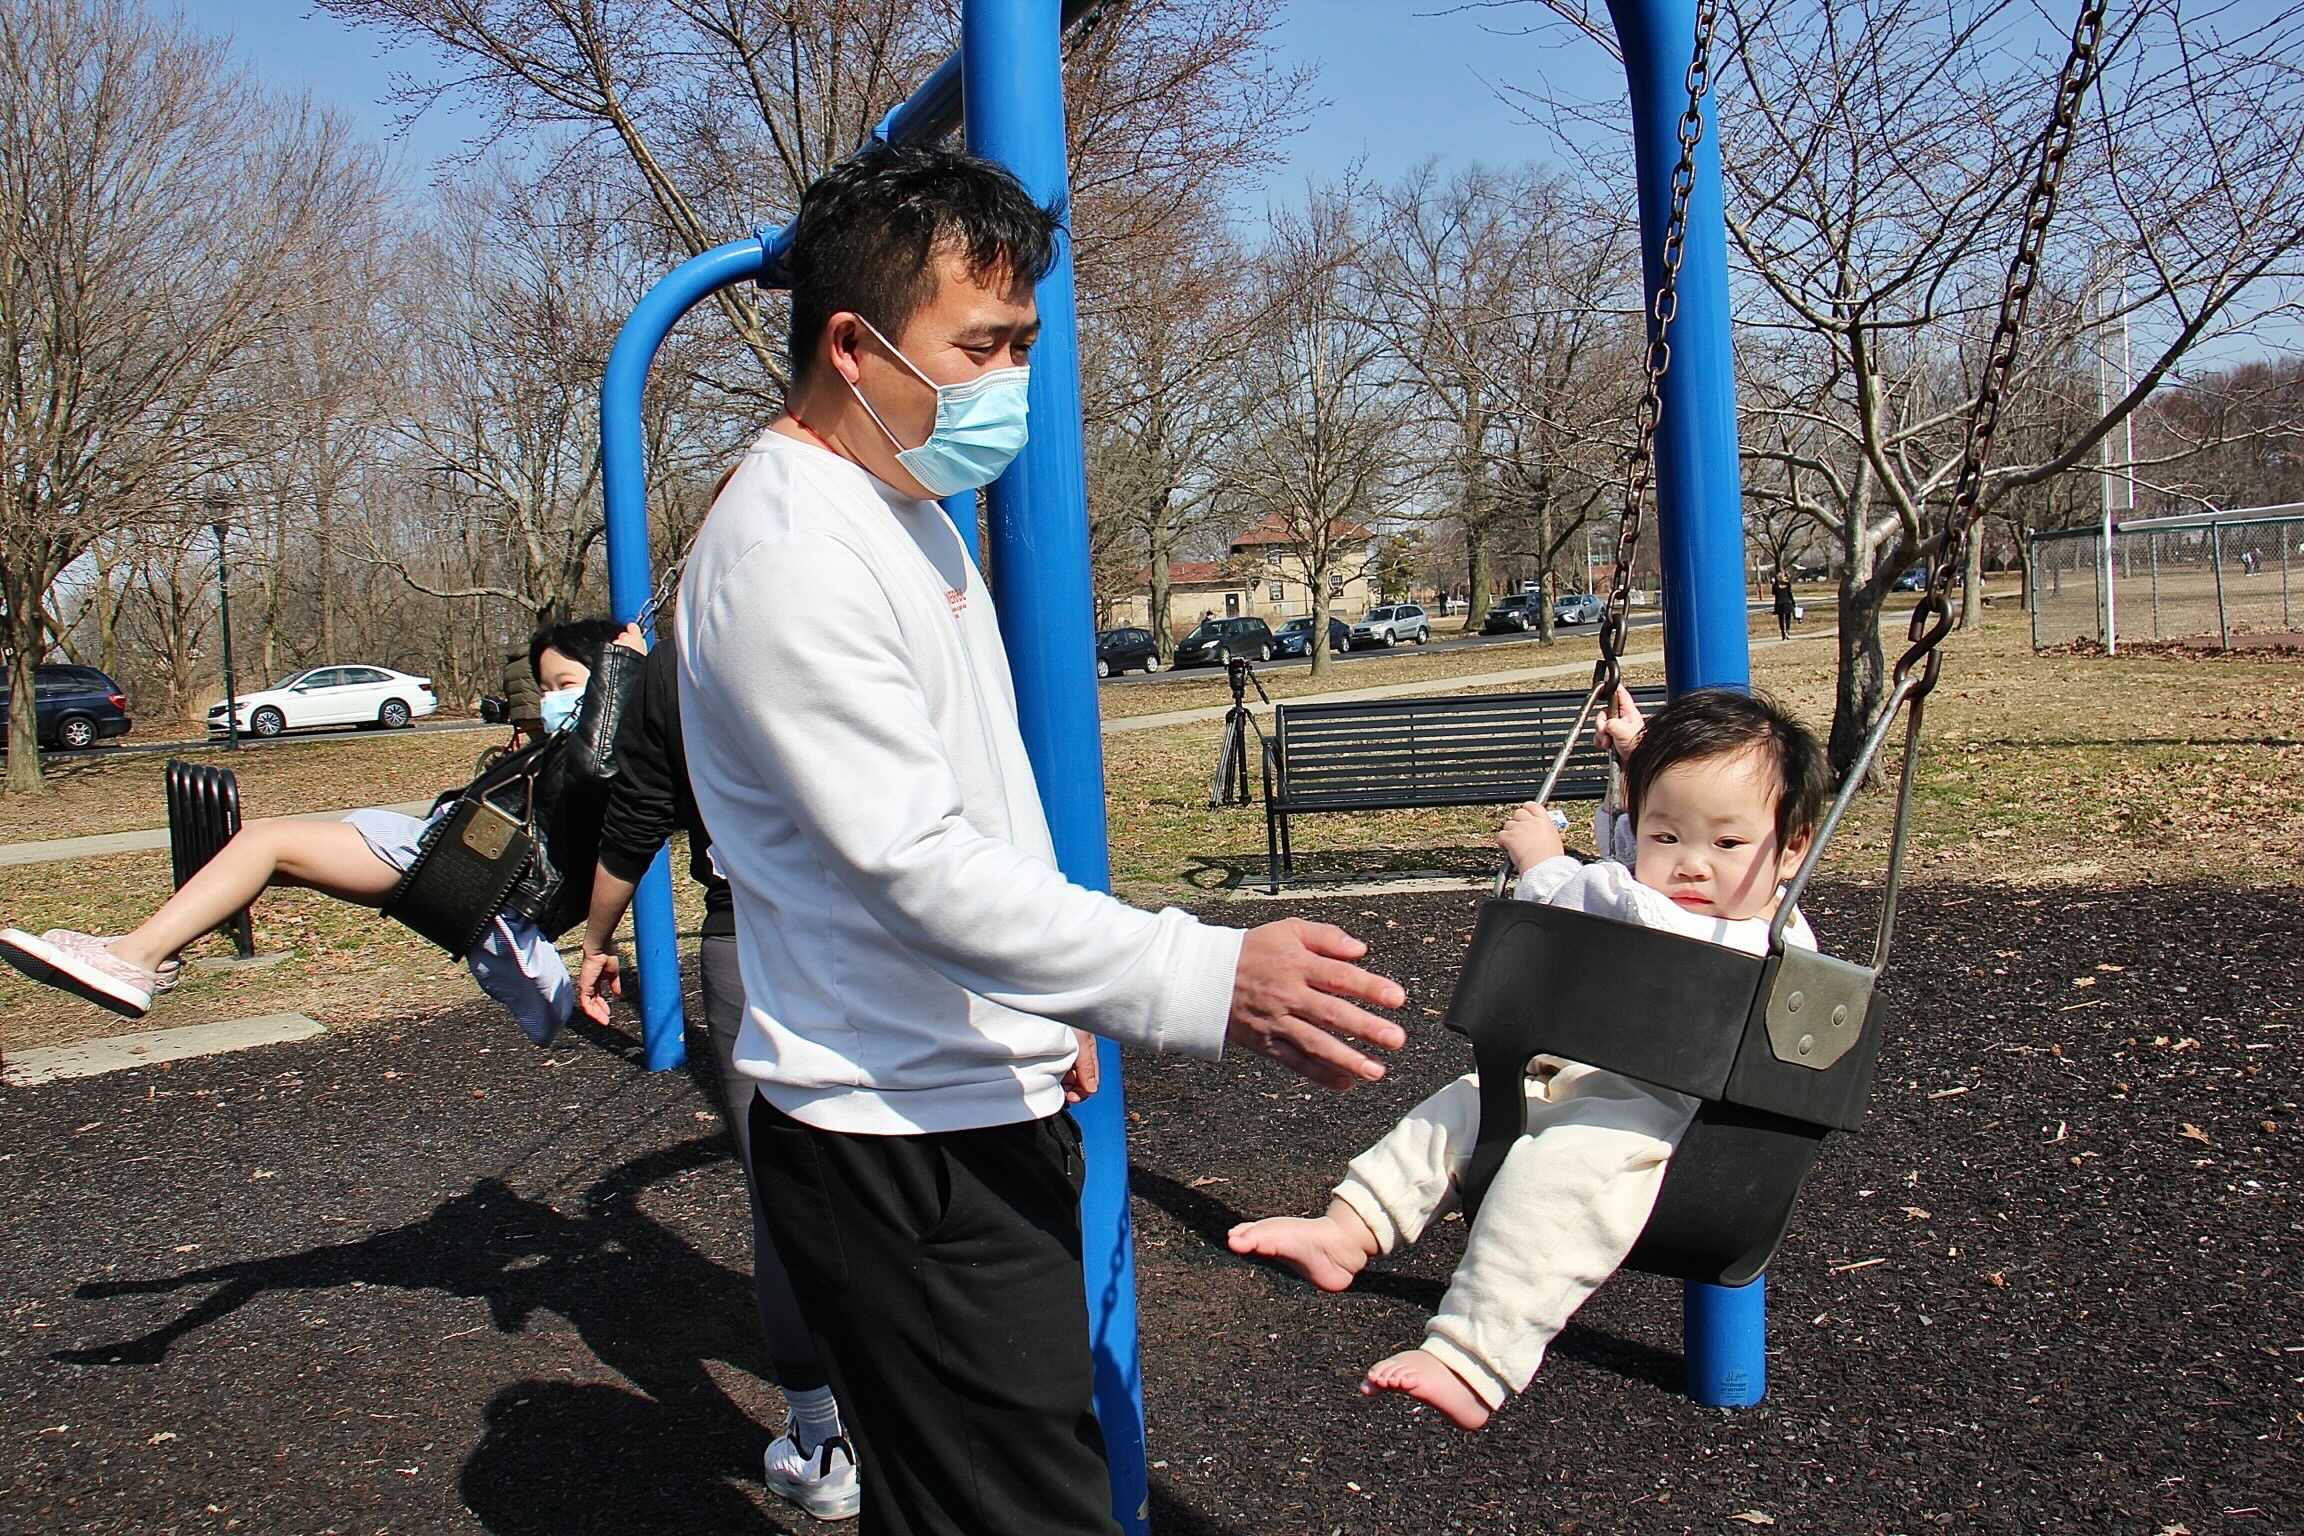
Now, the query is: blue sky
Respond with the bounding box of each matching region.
[182,0,2299,369]
[188,0,1577,202]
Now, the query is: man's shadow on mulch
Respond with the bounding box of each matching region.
[51,1137,816,1534]
[1131,1168,1685,1394]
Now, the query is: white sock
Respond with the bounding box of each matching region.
[787,1385,843,1452]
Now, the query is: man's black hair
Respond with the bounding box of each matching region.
[1622,688,1830,848]
[529,618,622,683]
[784,141,1062,384]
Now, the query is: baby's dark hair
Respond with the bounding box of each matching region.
[1623,689,1829,848]
[528,618,622,683]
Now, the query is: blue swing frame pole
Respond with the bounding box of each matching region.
[1606,0,1767,1407]
[962,3,1151,1528]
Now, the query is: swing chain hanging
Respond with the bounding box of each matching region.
[1509,0,1717,854]
[1894,0,2108,703]
[1595,0,1719,699]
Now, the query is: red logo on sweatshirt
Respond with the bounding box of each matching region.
[946,587,968,617]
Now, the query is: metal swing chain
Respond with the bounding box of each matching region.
[1594,0,1719,698]
[1770,0,2109,962]
[1497,0,1716,898]
[1517,0,1718,828]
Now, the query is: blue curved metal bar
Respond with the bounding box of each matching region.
[1606,0,1765,1407]
[601,237,767,1072]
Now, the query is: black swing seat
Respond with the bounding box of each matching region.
[1443,897,1884,1287]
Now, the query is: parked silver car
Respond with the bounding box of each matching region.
[1346,604,1430,649]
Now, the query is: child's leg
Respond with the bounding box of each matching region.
[111,819,403,971]
[1365,1066,1697,1430]
[1228,1072,1486,1290]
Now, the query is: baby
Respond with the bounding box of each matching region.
[1228,686,1829,1429]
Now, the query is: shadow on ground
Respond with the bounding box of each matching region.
[1179,842,1497,892]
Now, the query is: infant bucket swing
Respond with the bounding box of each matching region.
[1447,0,2109,1287]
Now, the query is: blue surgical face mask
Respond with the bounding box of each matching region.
[847,315,1030,498]
[538,685,583,736]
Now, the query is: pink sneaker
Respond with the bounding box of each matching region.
[0,928,158,1017]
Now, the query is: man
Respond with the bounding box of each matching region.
[1771,576,1796,640]
[677,143,1406,1535]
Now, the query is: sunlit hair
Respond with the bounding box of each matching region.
[1622,688,1829,847]
[785,141,1063,384]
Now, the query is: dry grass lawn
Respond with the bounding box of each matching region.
[0,726,498,845]
[5,606,2297,1056]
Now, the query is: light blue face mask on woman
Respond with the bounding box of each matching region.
[847,315,1031,498]
[537,685,583,736]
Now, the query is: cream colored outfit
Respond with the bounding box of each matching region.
[1332,812,1816,1408]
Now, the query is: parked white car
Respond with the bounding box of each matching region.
[208,665,439,739]
[1347,603,1431,649]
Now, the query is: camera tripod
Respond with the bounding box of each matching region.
[1208,655,1272,808]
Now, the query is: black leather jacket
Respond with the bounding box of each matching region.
[461,644,643,939]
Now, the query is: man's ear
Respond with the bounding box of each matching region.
[825,313,866,386]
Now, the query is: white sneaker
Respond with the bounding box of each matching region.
[0,928,157,1017]
[763,1431,860,1521]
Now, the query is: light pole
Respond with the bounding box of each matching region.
[208,501,239,751]
[2095,279,2129,653]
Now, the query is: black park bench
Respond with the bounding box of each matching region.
[1259,684,1670,893]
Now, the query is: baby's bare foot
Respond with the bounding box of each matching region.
[1360,1348,1492,1431]
[1226,1213,1373,1293]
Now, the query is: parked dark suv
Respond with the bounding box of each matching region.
[0,664,133,751]
[1482,593,1542,633]
[1173,617,1275,667]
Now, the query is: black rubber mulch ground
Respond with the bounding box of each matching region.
[2,878,2297,1535]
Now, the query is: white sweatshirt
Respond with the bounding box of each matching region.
[676,429,1244,1135]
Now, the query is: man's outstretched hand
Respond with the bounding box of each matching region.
[1228,920,1407,1091]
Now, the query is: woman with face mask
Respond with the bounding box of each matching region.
[0,617,645,1045]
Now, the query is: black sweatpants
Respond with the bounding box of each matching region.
[746,1094,1119,1536]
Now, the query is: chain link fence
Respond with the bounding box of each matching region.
[2029,508,2304,650]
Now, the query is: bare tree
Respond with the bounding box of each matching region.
[319,0,1311,399]
[2133,355,2304,512]
[1218,193,1399,677]
[0,0,382,791]
[118,529,221,723]
[1078,206,1258,653]
[1367,162,1640,636]
[358,167,697,626]
[1516,0,2304,773]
